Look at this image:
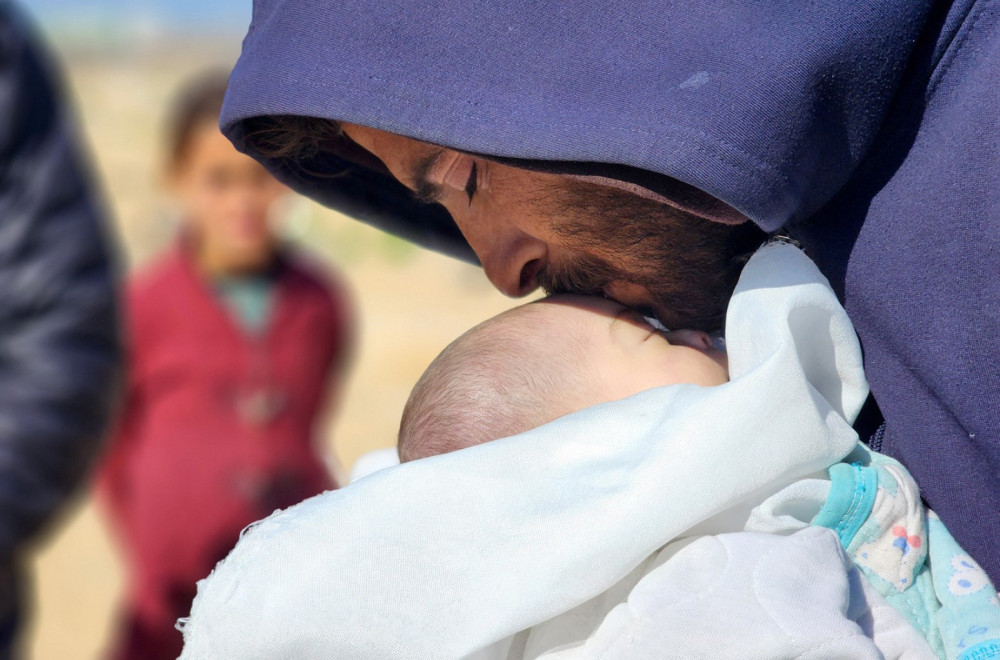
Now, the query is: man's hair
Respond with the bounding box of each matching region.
[242,114,345,161]
[398,302,587,462]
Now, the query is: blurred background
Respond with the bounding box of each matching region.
[23,2,521,657]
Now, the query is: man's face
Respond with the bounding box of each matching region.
[340,123,758,330]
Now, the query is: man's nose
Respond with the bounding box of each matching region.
[476,234,548,298]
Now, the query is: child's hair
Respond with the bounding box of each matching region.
[164,71,231,171]
[398,302,588,462]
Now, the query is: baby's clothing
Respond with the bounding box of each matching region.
[752,447,1000,659]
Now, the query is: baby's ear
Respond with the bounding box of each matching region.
[665,329,713,351]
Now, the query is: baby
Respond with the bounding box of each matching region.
[399,295,728,462]
[397,291,1000,658]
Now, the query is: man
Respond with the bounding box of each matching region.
[0,2,120,655]
[218,0,998,583]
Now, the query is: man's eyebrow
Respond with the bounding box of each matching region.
[410,149,446,204]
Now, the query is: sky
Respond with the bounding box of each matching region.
[24,0,252,40]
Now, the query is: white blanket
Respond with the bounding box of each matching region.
[180,242,919,658]
[515,527,932,659]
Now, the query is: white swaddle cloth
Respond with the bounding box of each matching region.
[180,242,882,658]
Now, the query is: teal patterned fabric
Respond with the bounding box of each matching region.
[816,449,1000,659]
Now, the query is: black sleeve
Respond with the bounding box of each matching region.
[0,2,121,562]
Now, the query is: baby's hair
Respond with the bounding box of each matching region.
[398,301,588,462]
[164,70,231,172]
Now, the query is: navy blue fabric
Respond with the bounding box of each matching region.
[222,0,1000,582]
[794,0,1000,585]
[222,0,936,257]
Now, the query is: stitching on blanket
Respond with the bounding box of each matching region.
[834,464,866,543]
[893,593,925,638]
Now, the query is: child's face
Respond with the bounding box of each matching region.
[169,121,286,273]
[544,296,729,409]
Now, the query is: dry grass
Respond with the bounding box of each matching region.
[27,47,523,659]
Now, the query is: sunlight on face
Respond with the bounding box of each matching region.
[340,122,576,298]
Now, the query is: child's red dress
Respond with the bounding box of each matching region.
[97,245,353,660]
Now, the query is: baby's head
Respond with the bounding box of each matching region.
[398,295,728,462]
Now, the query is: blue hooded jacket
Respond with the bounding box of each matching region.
[221,0,1000,583]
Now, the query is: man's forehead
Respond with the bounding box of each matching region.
[339,123,439,190]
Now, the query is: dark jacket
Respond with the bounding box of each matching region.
[0,0,120,570]
[219,0,1000,583]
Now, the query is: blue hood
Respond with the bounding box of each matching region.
[221,0,936,259]
[218,0,1000,594]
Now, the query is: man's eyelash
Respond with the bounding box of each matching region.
[464,162,478,204]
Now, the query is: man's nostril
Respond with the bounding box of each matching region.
[519,259,542,294]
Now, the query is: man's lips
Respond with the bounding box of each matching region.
[603,280,651,308]
[601,282,662,323]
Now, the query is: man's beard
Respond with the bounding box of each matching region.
[536,180,766,332]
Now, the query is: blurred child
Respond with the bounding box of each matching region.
[96,72,354,660]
